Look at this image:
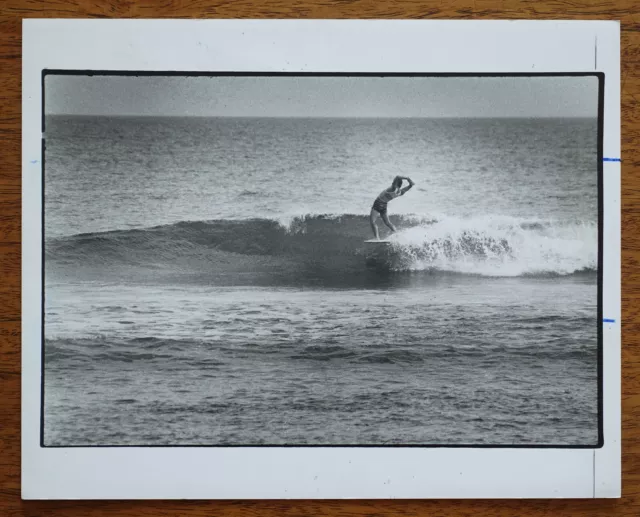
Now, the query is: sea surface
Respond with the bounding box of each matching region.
[44,116,599,446]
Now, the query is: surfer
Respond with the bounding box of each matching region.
[370,175,415,240]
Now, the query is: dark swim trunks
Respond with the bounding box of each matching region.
[372,198,387,215]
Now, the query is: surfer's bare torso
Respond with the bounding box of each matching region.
[372,188,402,215]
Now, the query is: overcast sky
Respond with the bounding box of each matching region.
[45,75,598,118]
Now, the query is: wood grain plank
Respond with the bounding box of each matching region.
[1,1,638,515]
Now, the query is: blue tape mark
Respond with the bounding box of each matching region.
[603,318,616,323]
[30,159,38,164]
[603,158,621,162]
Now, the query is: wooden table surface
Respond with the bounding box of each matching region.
[1,1,638,515]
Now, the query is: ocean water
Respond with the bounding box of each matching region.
[44,116,599,446]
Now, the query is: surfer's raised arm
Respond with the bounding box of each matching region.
[399,176,415,195]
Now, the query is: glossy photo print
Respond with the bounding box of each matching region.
[22,19,621,501]
[42,73,601,448]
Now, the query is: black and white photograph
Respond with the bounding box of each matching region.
[42,73,601,447]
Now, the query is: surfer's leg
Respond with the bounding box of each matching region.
[369,209,380,240]
[381,212,396,233]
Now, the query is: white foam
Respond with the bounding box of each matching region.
[388,214,597,277]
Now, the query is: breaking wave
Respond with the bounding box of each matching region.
[386,214,597,277]
[45,213,597,282]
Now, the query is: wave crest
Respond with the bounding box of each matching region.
[386,215,597,277]
[46,213,597,281]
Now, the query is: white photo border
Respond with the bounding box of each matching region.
[22,19,621,499]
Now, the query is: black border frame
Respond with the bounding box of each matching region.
[40,70,605,449]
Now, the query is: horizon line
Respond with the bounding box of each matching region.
[44,114,598,120]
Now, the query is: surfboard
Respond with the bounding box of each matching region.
[364,239,392,244]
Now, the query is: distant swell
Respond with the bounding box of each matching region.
[46,214,597,283]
